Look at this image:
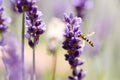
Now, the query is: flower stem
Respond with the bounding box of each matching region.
[22,12,25,80]
[32,40,36,80]
[52,52,57,80]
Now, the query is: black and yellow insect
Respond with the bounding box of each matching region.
[78,32,94,47]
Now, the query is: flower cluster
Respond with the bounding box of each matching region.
[25,6,46,47]
[0,5,11,33]
[63,13,86,80]
[71,0,93,18]
[11,0,36,13]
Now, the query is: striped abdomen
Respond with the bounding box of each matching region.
[79,34,94,47]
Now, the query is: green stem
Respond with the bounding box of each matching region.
[32,40,36,80]
[22,12,25,80]
[52,52,57,80]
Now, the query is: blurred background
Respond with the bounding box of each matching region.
[0,0,120,80]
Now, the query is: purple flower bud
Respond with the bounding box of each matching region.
[68,76,78,80]
[78,59,85,65]
[78,69,87,79]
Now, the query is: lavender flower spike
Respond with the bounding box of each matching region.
[63,13,86,80]
[11,0,36,13]
[25,6,46,47]
[0,33,22,80]
[71,0,93,18]
[0,4,11,33]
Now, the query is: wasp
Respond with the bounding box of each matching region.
[78,32,94,47]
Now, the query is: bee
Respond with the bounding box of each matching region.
[78,32,94,47]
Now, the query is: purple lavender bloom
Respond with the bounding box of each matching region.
[71,0,93,18]
[63,13,86,80]
[25,6,46,47]
[0,33,22,80]
[10,0,36,13]
[0,6,11,33]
